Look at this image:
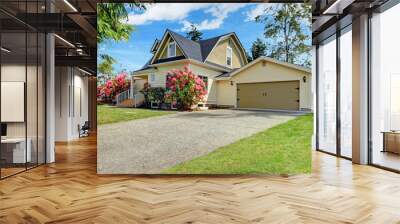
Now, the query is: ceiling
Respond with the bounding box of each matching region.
[0,0,97,74]
[312,0,390,44]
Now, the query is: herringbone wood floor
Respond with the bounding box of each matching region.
[1,135,400,224]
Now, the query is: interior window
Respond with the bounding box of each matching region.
[168,41,176,58]
[226,47,232,66]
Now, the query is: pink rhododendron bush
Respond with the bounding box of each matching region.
[97,72,130,103]
[165,66,207,110]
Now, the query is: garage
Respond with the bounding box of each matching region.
[216,57,312,111]
[237,81,300,110]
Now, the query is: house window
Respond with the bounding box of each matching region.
[168,41,176,58]
[226,46,232,67]
[198,75,208,90]
[150,73,155,82]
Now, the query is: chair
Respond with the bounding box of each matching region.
[79,121,90,138]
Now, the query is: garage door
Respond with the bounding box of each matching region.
[237,81,299,110]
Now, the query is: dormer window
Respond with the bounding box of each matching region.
[168,41,176,58]
[226,46,232,67]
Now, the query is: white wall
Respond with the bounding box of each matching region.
[189,63,222,104]
[54,67,89,141]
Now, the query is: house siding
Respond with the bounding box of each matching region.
[216,80,236,106]
[188,64,222,105]
[206,38,244,69]
[160,37,184,59]
[216,60,312,110]
[148,62,188,87]
[138,62,220,105]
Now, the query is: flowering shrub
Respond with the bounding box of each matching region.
[165,66,207,110]
[97,72,130,103]
[148,87,165,103]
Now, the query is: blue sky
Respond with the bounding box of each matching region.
[98,3,310,73]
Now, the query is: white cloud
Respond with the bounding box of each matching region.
[180,4,246,31]
[127,3,247,31]
[127,3,212,25]
[245,3,273,22]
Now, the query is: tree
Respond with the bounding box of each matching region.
[255,3,311,67]
[98,54,116,75]
[186,24,203,41]
[251,38,267,60]
[97,3,145,76]
[245,50,253,63]
[97,3,145,43]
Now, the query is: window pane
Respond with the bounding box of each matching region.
[27,31,38,169]
[371,4,400,171]
[38,33,45,165]
[227,48,232,66]
[317,36,337,154]
[340,28,352,158]
[1,30,28,177]
[168,42,175,57]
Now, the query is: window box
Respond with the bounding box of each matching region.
[151,101,160,109]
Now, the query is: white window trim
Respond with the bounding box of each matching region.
[168,41,176,58]
[150,73,156,82]
[226,46,232,67]
[198,75,208,90]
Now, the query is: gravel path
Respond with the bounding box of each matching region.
[97,109,302,174]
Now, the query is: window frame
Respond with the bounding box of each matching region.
[226,46,232,67]
[167,41,176,58]
[150,73,156,82]
[198,75,208,91]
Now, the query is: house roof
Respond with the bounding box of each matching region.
[168,30,203,62]
[216,56,311,80]
[143,29,245,69]
[133,57,153,72]
[216,68,239,78]
[198,33,233,61]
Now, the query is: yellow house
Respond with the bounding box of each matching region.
[131,29,312,111]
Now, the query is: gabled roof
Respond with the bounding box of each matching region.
[168,30,203,62]
[198,33,233,61]
[216,56,311,79]
[148,29,246,67]
[217,68,240,78]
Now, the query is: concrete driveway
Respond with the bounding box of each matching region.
[97,109,301,174]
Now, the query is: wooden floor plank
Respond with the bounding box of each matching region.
[0,135,400,223]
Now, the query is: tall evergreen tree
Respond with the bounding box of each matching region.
[251,38,267,60]
[186,24,203,41]
[255,3,311,67]
[97,3,145,74]
[245,50,253,63]
[97,3,145,43]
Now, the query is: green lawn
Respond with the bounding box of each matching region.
[164,114,313,175]
[97,105,175,125]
